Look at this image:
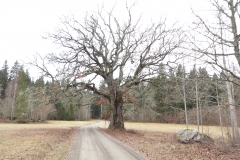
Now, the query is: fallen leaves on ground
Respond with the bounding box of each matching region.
[102,129,240,160]
[0,128,78,160]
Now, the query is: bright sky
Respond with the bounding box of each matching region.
[0,0,208,77]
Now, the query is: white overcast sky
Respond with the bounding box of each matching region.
[0,0,209,77]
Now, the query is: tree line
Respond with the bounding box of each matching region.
[1,60,234,124]
[0,60,102,122]
[121,63,239,126]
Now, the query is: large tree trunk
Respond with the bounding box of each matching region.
[108,91,124,129]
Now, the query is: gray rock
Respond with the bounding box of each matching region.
[177,129,214,144]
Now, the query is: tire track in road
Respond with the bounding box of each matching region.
[68,121,146,160]
[88,127,112,160]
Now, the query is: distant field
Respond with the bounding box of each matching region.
[0,120,95,160]
[99,121,231,138]
[123,122,234,138]
[0,120,96,130]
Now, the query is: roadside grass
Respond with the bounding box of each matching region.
[102,122,240,159]
[123,122,232,138]
[100,121,229,138]
[98,121,238,140]
[0,120,95,160]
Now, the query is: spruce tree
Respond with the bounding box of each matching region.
[9,61,20,81]
[0,60,9,99]
[153,64,168,114]
[15,68,31,120]
[68,103,75,120]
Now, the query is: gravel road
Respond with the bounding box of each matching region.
[68,121,146,160]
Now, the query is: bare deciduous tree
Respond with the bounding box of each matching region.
[33,5,183,129]
[191,0,240,141]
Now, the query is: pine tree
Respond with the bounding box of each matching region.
[25,70,32,85]
[9,61,21,120]
[35,76,44,88]
[187,65,198,108]
[90,96,101,119]
[0,60,9,99]
[18,68,30,91]
[153,64,168,114]
[15,68,31,120]
[208,73,221,105]
[68,103,75,121]
[9,61,20,81]
[175,64,186,110]
[198,67,211,107]
[55,101,67,120]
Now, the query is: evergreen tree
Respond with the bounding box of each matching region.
[35,76,45,88]
[208,73,221,105]
[91,99,101,119]
[198,67,211,106]
[15,68,31,120]
[68,103,75,120]
[0,60,9,99]
[18,68,31,91]
[174,64,186,109]
[167,67,178,107]
[188,65,197,80]
[9,61,20,81]
[25,70,32,85]
[187,65,198,108]
[45,81,52,95]
[55,101,67,120]
[153,64,168,113]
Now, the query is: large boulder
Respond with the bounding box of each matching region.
[177,129,214,144]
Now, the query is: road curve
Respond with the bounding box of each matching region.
[68,121,146,160]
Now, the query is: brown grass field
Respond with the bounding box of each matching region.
[1,120,240,160]
[124,122,229,138]
[102,122,240,160]
[101,121,236,139]
[0,121,95,160]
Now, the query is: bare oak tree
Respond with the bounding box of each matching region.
[33,5,183,129]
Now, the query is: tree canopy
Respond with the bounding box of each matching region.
[32,5,184,128]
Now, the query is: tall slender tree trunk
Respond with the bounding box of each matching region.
[216,85,224,142]
[200,101,203,133]
[183,82,188,129]
[195,72,199,131]
[182,63,188,129]
[226,74,240,141]
[219,11,240,141]
[10,79,17,120]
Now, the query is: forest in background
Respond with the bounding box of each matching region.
[0,60,239,128]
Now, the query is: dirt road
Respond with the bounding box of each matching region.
[68,121,146,160]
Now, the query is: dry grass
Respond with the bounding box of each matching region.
[1,120,237,160]
[123,122,236,139]
[102,122,240,160]
[0,120,95,160]
[0,120,96,130]
[103,129,240,160]
[101,121,229,138]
